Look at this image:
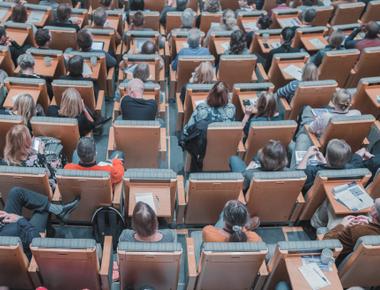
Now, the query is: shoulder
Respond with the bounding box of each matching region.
[246,231,262,242]
[202,225,226,242]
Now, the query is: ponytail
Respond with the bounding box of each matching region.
[229,225,248,242]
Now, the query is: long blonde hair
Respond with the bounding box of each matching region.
[13,93,36,125]
[192,61,215,84]
[4,124,32,165]
[59,88,83,117]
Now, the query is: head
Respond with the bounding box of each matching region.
[256,92,277,118]
[301,62,318,81]
[204,0,221,12]
[223,200,249,242]
[132,202,158,238]
[93,7,107,27]
[126,78,144,99]
[301,8,316,24]
[76,137,96,164]
[281,27,296,46]
[365,21,380,39]
[0,27,7,44]
[370,198,380,224]
[100,0,113,8]
[181,8,195,29]
[59,88,84,118]
[328,30,345,49]
[325,139,352,168]
[207,81,228,108]
[4,125,32,165]
[129,0,145,11]
[222,9,237,30]
[56,3,71,23]
[229,29,247,54]
[187,28,201,49]
[133,63,150,82]
[77,29,93,51]
[35,28,51,48]
[17,53,35,73]
[192,61,214,84]
[257,14,272,30]
[11,4,27,23]
[13,93,36,125]
[257,140,288,171]
[67,55,84,76]
[176,0,188,11]
[141,40,158,54]
[132,11,144,28]
[331,89,353,112]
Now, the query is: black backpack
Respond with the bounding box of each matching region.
[91,206,125,250]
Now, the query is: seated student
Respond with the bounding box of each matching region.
[202,200,262,242]
[129,0,145,11]
[300,7,317,26]
[276,62,318,102]
[179,61,215,104]
[64,136,124,185]
[171,28,211,71]
[160,0,188,26]
[119,202,175,242]
[229,140,288,192]
[246,14,273,48]
[183,81,235,135]
[120,78,157,120]
[10,3,37,34]
[242,92,283,138]
[133,63,152,83]
[52,3,80,31]
[89,7,121,45]
[0,186,79,258]
[345,21,380,52]
[75,29,117,70]
[47,88,95,137]
[0,125,63,188]
[35,28,51,49]
[169,8,195,35]
[265,27,301,71]
[129,11,151,31]
[310,30,346,67]
[140,40,165,70]
[204,9,239,47]
[0,26,31,65]
[224,29,250,55]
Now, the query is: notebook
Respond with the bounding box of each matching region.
[309,38,325,49]
[282,64,303,80]
[27,10,44,24]
[333,182,374,211]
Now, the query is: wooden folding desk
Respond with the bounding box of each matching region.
[83,59,101,80]
[214,37,230,55]
[69,14,85,28]
[6,28,28,46]
[3,87,41,108]
[364,86,380,115]
[240,17,259,33]
[234,91,259,119]
[301,35,328,52]
[277,15,302,28]
[174,38,188,54]
[258,36,282,54]
[91,34,111,53]
[16,56,59,78]
[26,10,49,27]
[278,61,305,81]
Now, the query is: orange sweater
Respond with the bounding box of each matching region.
[64,159,124,185]
[202,225,262,243]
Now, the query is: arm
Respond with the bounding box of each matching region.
[345,27,361,49]
[110,159,125,184]
[105,52,117,69]
[276,81,297,102]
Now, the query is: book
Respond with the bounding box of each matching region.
[282,64,303,80]
[309,38,325,49]
[333,182,374,211]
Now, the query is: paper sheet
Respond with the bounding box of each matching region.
[299,263,331,290]
[282,64,303,80]
[27,11,44,24]
[221,42,230,51]
[334,184,374,211]
[270,41,281,49]
[279,18,301,27]
[135,192,157,213]
[309,38,326,49]
[82,63,93,76]
[243,21,258,31]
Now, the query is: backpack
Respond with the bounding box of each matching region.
[91,206,125,250]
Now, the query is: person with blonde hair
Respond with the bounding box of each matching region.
[47,88,95,136]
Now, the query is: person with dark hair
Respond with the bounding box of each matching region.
[11,4,27,23]
[35,28,51,49]
[310,30,345,67]
[130,11,146,29]
[133,63,151,83]
[345,21,380,52]
[257,14,273,29]
[183,81,235,135]
[229,140,288,192]
[265,27,300,71]
[301,7,316,26]
[0,23,31,65]
[224,30,249,55]
[52,3,80,31]
[76,29,117,69]
[129,0,145,11]
[64,137,124,185]
[119,202,175,242]
[89,7,121,44]
[160,0,188,26]
[202,200,262,242]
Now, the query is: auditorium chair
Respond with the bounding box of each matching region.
[298,168,372,221]
[263,0,279,12]
[0,45,15,76]
[360,0,380,23]
[263,240,343,290]
[106,9,124,36]
[292,26,328,53]
[5,21,35,47]
[251,28,282,55]
[318,49,360,88]
[44,26,78,51]
[208,30,233,57]
[345,47,380,88]
[330,2,366,25]
[120,53,164,83]
[169,30,206,58]
[244,120,298,164]
[278,80,338,120]
[108,120,167,168]
[166,11,195,35]
[129,10,160,31]
[272,8,301,29]
[0,237,38,289]
[329,23,360,37]
[24,3,52,27]
[117,241,182,290]
[220,0,240,10]
[0,2,13,23]
[143,0,165,12]
[352,77,380,119]
[177,172,244,225]
[187,231,268,290]
[52,79,104,114]
[86,27,121,56]
[30,237,112,290]
[199,12,223,33]
[308,5,334,26]
[123,168,177,221]
[305,114,375,152]
[0,115,23,158]
[245,171,307,224]
[54,170,122,222]
[232,82,274,120]
[366,169,380,199]
[237,10,265,33]
[90,0,118,9]
[30,116,80,162]
[26,48,66,78]
[124,30,161,54]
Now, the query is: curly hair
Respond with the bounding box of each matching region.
[229,30,247,55]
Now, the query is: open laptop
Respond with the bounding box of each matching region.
[91,41,104,51]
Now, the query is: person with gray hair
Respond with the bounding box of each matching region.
[180,8,195,29]
[171,28,210,70]
[17,53,35,76]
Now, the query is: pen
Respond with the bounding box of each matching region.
[312,267,328,282]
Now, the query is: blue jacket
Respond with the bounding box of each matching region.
[172,46,211,70]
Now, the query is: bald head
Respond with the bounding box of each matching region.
[126,78,144,99]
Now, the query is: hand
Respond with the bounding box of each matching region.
[0,210,7,219]
[3,213,22,224]
[244,105,255,116]
[315,151,327,164]
[305,146,319,158]
[355,148,374,160]
[352,215,370,225]
[341,215,356,228]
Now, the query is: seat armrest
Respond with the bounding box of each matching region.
[304,125,321,148]
[107,127,116,156]
[176,175,186,224]
[28,257,41,287]
[112,181,123,210]
[160,127,167,153]
[113,101,121,120]
[95,90,105,113]
[176,93,184,131]
[238,139,246,158]
[256,63,269,81]
[52,186,62,202]
[278,97,291,119]
[107,67,115,97]
[159,102,166,119]
[290,193,305,222]
[99,236,113,290]
[186,237,198,290]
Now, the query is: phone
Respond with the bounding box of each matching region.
[243,99,251,106]
[263,43,270,49]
